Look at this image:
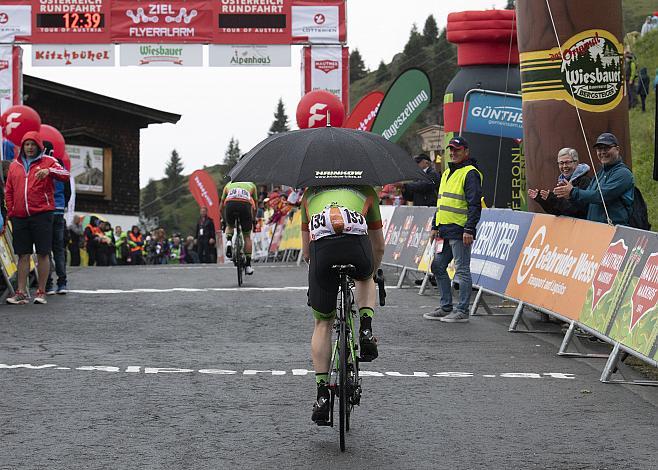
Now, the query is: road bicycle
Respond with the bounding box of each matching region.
[319,265,385,452]
[232,218,246,286]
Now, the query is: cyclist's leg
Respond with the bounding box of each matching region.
[309,238,340,422]
[353,235,377,361]
[223,204,235,258]
[241,203,254,271]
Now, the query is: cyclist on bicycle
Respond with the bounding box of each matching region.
[301,185,385,424]
[219,181,258,275]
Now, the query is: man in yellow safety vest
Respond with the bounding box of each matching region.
[423,136,482,323]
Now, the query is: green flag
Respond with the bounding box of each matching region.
[370,68,432,142]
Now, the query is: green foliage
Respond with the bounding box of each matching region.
[623,0,657,35]
[268,98,290,136]
[375,60,390,84]
[349,48,368,83]
[223,137,241,173]
[141,178,161,220]
[629,30,657,230]
[163,149,184,204]
[422,15,439,45]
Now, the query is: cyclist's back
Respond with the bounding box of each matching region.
[301,185,385,424]
[221,181,258,274]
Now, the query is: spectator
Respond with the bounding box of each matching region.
[5,131,70,305]
[84,216,103,266]
[378,183,404,206]
[402,154,441,206]
[528,148,591,219]
[625,50,638,109]
[147,228,169,264]
[184,236,199,264]
[195,206,216,263]
[553,133,634,225]
[127,225,145,265]
[638,67,651,112]
[169,235,184,264]
[95,220,114,266]
[44,141,71,295]
[424,136,482,323]
[68,215,83,266]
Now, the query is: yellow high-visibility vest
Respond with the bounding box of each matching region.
[435,165,482,227]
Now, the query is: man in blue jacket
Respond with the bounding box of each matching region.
[553,133,633,225]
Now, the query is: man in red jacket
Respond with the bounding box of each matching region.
[5,131,70,305]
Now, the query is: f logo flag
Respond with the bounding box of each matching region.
[308,102,328,128]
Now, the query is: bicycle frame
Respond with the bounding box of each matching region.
[233,218,245,286]
[327,265,362,452]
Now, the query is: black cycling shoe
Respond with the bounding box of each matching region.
[311,396,331,424]
[225,243,232,259]
[359,329,378,362]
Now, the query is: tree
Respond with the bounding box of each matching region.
[349,48,368,83]
[268,98,290,135]
[422,15,439,45]
[224,137,241,173]
[375,60,391,84]
[163,149,184,203]
[401,23,429,70]
[141,178,161,220]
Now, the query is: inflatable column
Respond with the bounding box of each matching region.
[444,10,523,209]
[516,0,629,210]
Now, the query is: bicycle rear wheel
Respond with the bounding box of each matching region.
[235,220,243,286]
[338,276,349,452]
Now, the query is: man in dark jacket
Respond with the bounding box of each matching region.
[195,206,216,263]
[402,154,440,206]
[553,133,634,225]
[424,136,482,323]
[528,148,591,219]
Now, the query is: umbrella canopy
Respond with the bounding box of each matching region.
[229,126,430,187]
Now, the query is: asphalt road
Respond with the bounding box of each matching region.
[1,263,656,470]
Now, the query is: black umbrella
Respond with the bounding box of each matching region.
[229,126,430,187]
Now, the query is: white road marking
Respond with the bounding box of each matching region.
[69,286,400,295]
[0,363,576,380]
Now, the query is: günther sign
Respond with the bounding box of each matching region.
[465,92,523,140]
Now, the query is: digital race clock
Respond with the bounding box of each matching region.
[36,13,105,30]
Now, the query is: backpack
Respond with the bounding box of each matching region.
[627,186,651,231]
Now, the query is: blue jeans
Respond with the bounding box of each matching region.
[48,214,67,287]
[431,238,472,314]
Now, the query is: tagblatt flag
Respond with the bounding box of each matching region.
[344,91,384,132]
[371,68,432,143]
[189,170,221,232]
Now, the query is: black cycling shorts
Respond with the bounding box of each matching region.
[11,211,54,256]
[308,234,373,319]
[223,201,253,233]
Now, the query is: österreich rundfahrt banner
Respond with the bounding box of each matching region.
[301,45,348,109]
[370,68,432,143]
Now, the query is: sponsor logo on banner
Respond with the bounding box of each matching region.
[32,44,115,67]
[0,5,31,42]
[371,68,432,143]
[302,45,347,106]
[111,1,212,43]
[314,170,363,179]
[315,59,338,73]
[344,91,384,132]
[120,44,202,66]
[209,45,291,67]
[520,29,624,113]
[291,5,340,43]
[0,60,7,72]
[25,0,111,44]
[590,239,627,310]
[188,170,220,232]
[465,92,523,140]
[630,251,658,330]
[0,46,16,115]
[506,215,615,321]
[470,209,534,293]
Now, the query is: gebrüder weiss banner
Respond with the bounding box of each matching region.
[111,0,213,43]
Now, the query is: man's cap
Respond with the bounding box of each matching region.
[414,154,431,162]
[593,132,619,147]
[447,136,469,149]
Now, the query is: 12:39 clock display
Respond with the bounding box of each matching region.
[36,13,105,30]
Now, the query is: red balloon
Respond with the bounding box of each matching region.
[296,90,345,129]
[40,124,66,159]
[1,105,41,146]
